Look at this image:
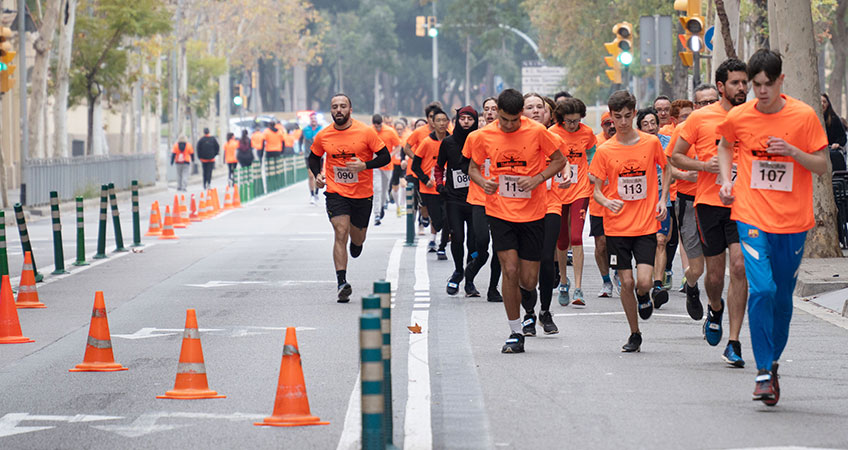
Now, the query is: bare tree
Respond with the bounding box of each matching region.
[27,0,61,159]
[828,0,847,116]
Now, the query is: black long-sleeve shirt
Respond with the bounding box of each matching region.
[436,134,470,203]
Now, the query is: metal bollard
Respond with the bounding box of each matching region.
[93,185,108,259]
[360,313,385,450]
[49,192,68,275]
[108,183,127,252]
[13,204,42,282]
[374,280,394,448]
[0,211,8,277]
[131,180,143,247]
[405,184,415,246]
[73,197,89,266]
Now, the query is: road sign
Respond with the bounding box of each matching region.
[639,15,673,66]
[521,62,567,96]
[705,26,715,51]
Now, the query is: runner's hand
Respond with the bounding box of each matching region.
[655,201,667,221]
[345,157,367,173]
[557,178,572,189]
[719,181,734,205]
[401,160,407,170]
[517,175,541,192]
[766,136,796,157]
[315,173,326,189]
[482,179,498,195]
[703,156,720,173]
[604,198,624,214]
[682,170,698,183]
[426,180,435,189]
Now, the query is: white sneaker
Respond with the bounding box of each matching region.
[309,196,316,205]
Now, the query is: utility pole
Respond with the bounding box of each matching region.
[18,0,26,205]
[431,0,438,103]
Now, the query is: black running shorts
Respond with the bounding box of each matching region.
[695,203,738,257]
[589,215,605,237]
[391,165,403,186]
[606,234,657,271]
[487,216,545,261]
[325,192,372,229]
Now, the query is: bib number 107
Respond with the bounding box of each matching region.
[750,160,792,192]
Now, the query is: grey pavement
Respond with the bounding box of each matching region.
[1,179,848,449]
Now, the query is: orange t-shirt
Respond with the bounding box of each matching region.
[171,142,194,163]
[283,131,296,148]
[462,134,490,207]
[263,127,284,152]
[396,129,412,166]
[224,138,238,164]
[544,132,567,215]
[715,95,827,234]
[666,124,697,198]
[414,133,445,195]
[679,102,737,207]
[375,126,401,171]
[311,120,386,199]
[588,131,667,237]
[405,126,431,178]
[468,116,559,223]
[251,131,264,150]
[550,123,597,205]
[659,123,675,137]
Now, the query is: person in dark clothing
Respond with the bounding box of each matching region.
[196,128,220,190]
[437,106,479,296]
[822,93,847,171]
[237,129,254,168]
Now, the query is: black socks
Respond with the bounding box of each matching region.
[336,270,346,286]
[520,287,537,313]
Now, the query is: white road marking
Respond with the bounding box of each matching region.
[405,238,431,450]
[185,280,267,288]
[112,326,315,340]
[8,243,158,287]
[0,413,123,438]
[554,311,691,319]
[92,411,266,438]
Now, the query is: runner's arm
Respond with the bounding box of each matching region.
[717,137,735,205]
[364,148,391,169]
[670,136,706,172]
[412,155,429,184]
[308,152,322,176]
[590,174,621,213]
[521,150,567,191]
[403,143,414,159]
[765,137,828,175]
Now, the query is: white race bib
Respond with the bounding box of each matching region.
[334,167,359,184]
[751,160,793,192]
[452,169,470,188]
[617,175,647,201]
[716,163,738,185]
[499,175,531,198]
[564,164,579,183]
[484,158,491,178]
[177,153,186,163]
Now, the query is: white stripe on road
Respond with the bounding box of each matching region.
[554,311,691,319]
[405,238,431,450]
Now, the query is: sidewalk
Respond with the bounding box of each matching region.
[795,249,848,317]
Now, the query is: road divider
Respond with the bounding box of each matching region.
[131,180,143,247]
[74,197,90,265]
[0,211,8,277]
[93,185,109,259]
[49,191,68,274]
[14,203,42,281]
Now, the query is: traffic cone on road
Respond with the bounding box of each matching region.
[179,194,190,226]
[172,195,186,229]
[198,192,209,219]
[0,275,34,344]
[189,194,201,222]
[157,309,225,399]
[254,327,329,427]
[16,251,45,309]
[223,187,233,210]
[232,184,242,208]
[159,206,178,240]
[144,201,162,236]
[69,291,127,371]
[211,188,221,214]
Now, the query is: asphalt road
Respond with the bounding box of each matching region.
[2,178,848,449]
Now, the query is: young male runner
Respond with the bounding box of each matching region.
[717,49,828,405]
[412,108,451,258]
[467,89,566,353]
[589,91,670,352]
[671,59,750,367]
[308,94,390,303]
[405,104,441,241]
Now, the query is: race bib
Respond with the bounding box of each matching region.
[716,163,738,185]
[452,169,470,188]
[751,160,793,192]
[484,158,491,178]
[564,164,579,183]
[334,167,359,184]
[499,175,531,199]
[617,176,647,201]
[176,153,185,163]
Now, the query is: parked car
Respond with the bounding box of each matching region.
[229,115,278,136]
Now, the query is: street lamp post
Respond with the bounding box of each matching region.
[430,0,438,103]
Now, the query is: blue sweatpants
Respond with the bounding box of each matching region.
[737,222,806,371]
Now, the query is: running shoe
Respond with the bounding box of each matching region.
[501,333,525,353]
[446,270,463,295]
[374,217,381,226]
[621,332,642,353]
[437,250,447,260]
[752,370,775,404]
[663,270,673,290]
[651,286,669,309]
[703,299,724,346]
[678,275,687,293]
[685,283,704,320]
[428,240,437,253]
[722,342,745,368]
[388,193,395,204]
[522,313,537,337]
[397,207,403,218]
[637,292,653,320]
[465,281,480,297]
[571,288,585,307]
[566,250,573,266]
[598,281,613,298]
[337,282,352,303]
[763,363,780,406]
[487,288,503,303]
[309,196,316,205]
[421,216,430,228]
[538,310,559,334]
[557,278,571,306]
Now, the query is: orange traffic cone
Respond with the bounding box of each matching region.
[172,195,186,229]
[179,194,190,225]
[159,206,178,240]
[69,291,127,371]
[255,327,329,427]
[0,275,34,344]
[232,184,242,208]
[211,188,221,214]
[223,187,233,210]
[189,194,201,222]
[157,309,225,399]
[197,192,208,219]
[145,201,162,236]
[16,251,45,309]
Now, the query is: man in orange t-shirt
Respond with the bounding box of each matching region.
[372,114,401,225]
[391,119,410,215]
[588,90,670,353]
[308,94,390,303]
[589,111,616,297]
[413,108,450,251]
[171,137,194,191]
[467,89,566,354]
[716,50,828,405]
[672,59,751,368]
[404,103,442,235]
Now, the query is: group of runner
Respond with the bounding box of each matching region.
[306,48,829,406]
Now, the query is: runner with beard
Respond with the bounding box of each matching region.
[308,94,391,303]
[437,106,480,296]
[463,97,503,302]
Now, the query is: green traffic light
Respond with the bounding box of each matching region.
[233,96,243,106]
[618,51,633,66]
[428,27,438,38]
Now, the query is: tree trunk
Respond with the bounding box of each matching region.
[155,54,165,179]
[373,68,380,114]
[218,53,229,147]
[713,0,740,81]
[27,0,61,160]
[769,0,842,257]
[829,0,848,117]
[86,93,95,156]
[672,14,688,101]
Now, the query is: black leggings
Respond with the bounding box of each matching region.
[526,213,561,313]
[665,200,679,272]
[420,193,444,232]
[446,201,476,273]
[470,205,501,289]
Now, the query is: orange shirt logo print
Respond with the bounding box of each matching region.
[617,161,648,201]
[496,151,528,169]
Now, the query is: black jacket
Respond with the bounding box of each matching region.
[825,113,847,147]
[437,135,470,203]
[196,135,220,160]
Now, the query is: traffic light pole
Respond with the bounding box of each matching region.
[18,0,26,205]
[431,0,438,103]
[693,52,701,90]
